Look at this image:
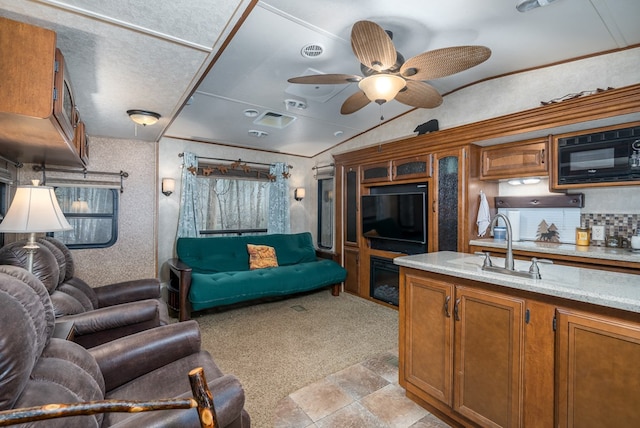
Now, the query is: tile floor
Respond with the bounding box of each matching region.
[274,350,451,427]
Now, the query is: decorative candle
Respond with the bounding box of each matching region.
[576,227,590,246]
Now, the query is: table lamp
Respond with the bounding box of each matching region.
[0,180,72,272]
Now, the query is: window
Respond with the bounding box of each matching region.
[49,187,118,248]
[197,176,269,235]
[317,177,334,249]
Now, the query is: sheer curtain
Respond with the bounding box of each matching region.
[268,162,290,234]
[177,152,200,237]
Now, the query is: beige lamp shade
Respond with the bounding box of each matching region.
[294,188,305,201]
[358,74,406,103]
[0,183,72,233]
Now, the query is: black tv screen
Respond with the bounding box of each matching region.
[361,192,426,244]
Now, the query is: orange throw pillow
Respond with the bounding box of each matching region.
[247,244,278,270]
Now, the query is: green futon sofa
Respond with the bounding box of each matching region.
[167,232,347,321]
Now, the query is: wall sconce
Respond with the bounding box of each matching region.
[127,109,161,126]
[162,178,175,196]
[294,188,305,201]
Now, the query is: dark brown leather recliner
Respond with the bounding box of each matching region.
[0,264,251,427]
[0,239,169,348]
[38,237,170,317]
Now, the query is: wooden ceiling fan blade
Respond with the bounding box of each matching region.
[287,74,362,84]
[350,20,397,71]
[341,91,371,114]
[395,81,443,109]
[400,46,491,81]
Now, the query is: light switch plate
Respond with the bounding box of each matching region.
[592,225,605,241]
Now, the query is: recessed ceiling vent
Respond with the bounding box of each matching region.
[301,44,324,58]
[284,99,307,110]
[253,111,296,129]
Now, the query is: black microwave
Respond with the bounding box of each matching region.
[557,125,640,184]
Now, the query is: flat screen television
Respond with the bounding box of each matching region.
[361,192,426,244]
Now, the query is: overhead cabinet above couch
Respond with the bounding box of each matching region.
[0,16,86,167]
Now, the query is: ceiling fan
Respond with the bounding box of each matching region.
[288,20,491,115]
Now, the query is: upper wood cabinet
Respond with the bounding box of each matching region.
[392,155,432,181]
[480,138,548,180]
[361,161,391,183]
[362,155,433,184]
[0,16,84,167]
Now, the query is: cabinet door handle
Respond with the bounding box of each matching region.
[454,298,461,321]
[444,295,451,317]
[432,200,436,213]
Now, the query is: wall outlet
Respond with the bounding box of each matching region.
[592,225,605,241]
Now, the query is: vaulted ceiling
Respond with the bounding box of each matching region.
[1,0,639,158]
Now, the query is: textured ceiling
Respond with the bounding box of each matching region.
[1,0,639,158]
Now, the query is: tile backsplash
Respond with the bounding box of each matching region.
[494,209,640,245]
[582,214,640,245]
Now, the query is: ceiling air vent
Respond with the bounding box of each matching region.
[284,99,307,110]
[301,44,324,58]
[253,111,296,129]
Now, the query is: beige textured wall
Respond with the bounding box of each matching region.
[18,137,157,287]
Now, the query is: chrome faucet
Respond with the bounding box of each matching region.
[489,213,514,270]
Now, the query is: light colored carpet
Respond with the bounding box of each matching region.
[194,289,399,428]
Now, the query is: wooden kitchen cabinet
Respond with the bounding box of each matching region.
[361,161,391,183]
[344,165,359,245]
[454,285,524,428]
[343,247,360,295]
[400,269,525,427]
[362,155,432,184]
[0,16,84,167]
[392,154,432,181]
[555,308,640,427]
[480,138,548,180]
[401,273,454,406]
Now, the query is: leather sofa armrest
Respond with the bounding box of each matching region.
[58,299,163,348]
[59,299,161,334]
[94,278,161,307]
[107,374,247,428]
[90,320,202,392]
[167,258,193,322]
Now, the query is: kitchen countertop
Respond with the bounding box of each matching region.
[394,251,640,313]
[469,238,640,264]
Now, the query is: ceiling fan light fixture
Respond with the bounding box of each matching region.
[127,109,161,126]
[516,0,559,12]
[358,74,406,104]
